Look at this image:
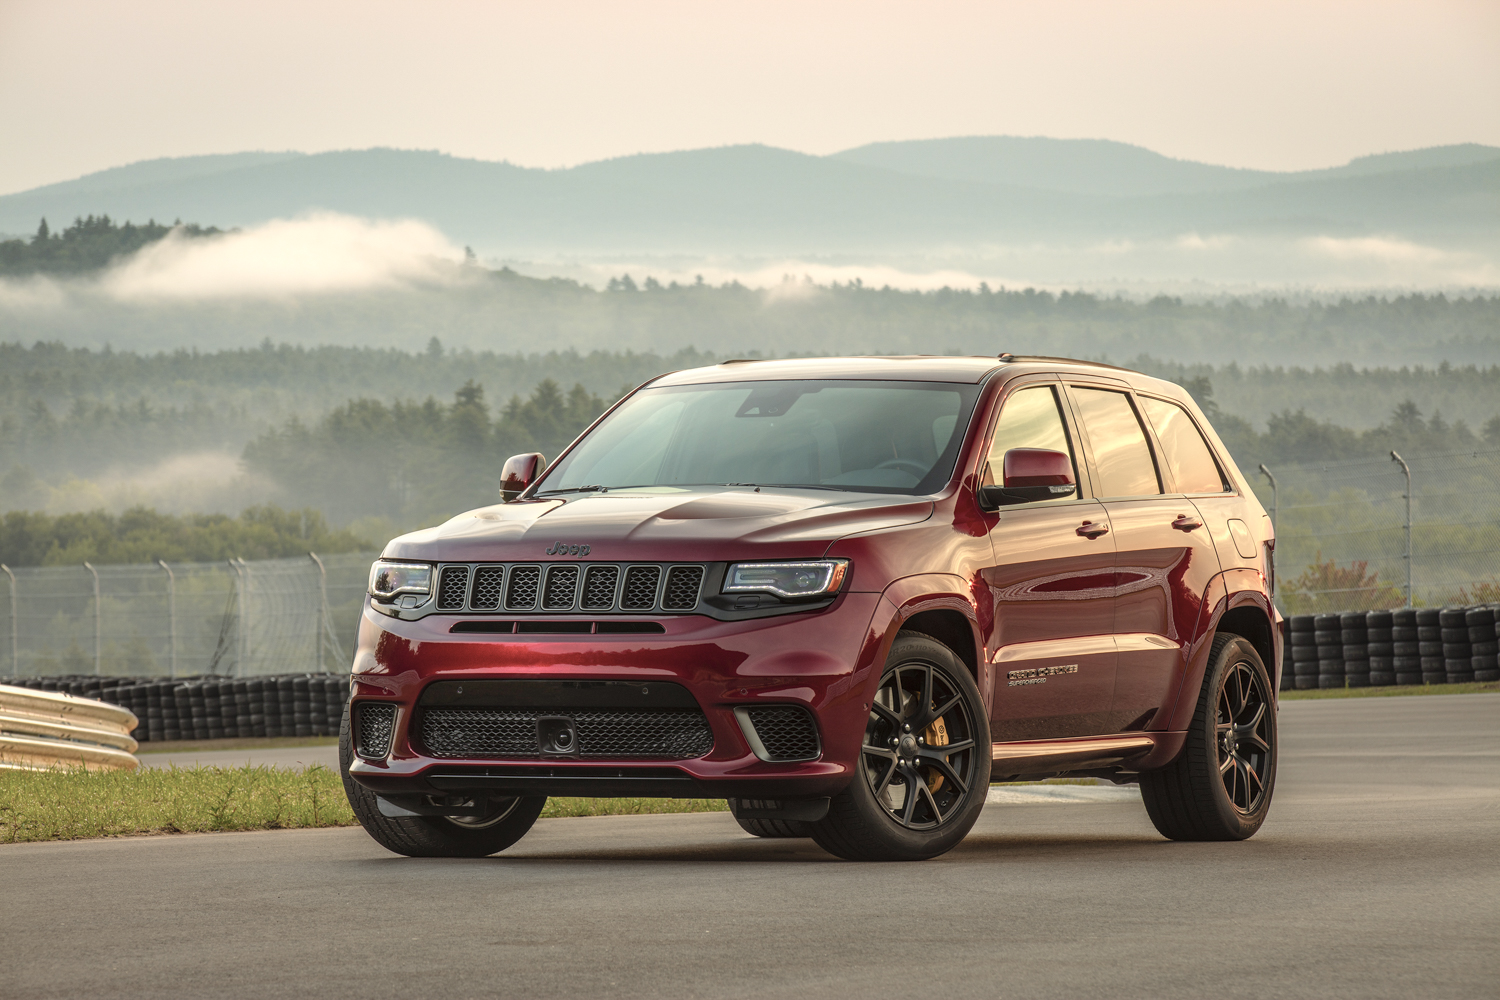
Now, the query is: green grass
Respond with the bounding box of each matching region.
[0,764,728,844]
[1280,680,1500,700]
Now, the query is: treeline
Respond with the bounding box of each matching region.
[0,216,222,276]
[242,379,610,525]
[0,505,368,567]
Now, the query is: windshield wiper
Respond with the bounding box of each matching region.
[533,485,608,496]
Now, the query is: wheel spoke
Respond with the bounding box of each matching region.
[1219,751,1235,776]
[918,781,946,824]
[870,699,901,727]
[1242,733,1271,754]
[918,665,934,720]
[1235,702,1266,734]
[919,737,975,759]
[871,756,898,797]
[863,745,897,762]
[922,755,969,794]
[918,693,963,729]
[900,771,922,825]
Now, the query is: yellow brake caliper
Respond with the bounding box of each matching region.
[924,712,949,793]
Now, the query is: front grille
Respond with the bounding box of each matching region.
[506,566,541,610]
[470,566,505,610]
[431,562,705,614]
[355,702,397,759]
[745,706,821,761]
[543,565,579,610]
[437,566,470,611]
[419,707,714,759]
[663,566,704,610]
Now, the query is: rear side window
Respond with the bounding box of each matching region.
[1139,396,1229,494]
[1071,388,1162,498]
[982,385,1077,501]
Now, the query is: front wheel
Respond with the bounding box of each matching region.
[810,632,991,861]
[339,705,546,857]
[1140,633,1277,841]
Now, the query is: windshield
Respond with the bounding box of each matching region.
[536,379,981,495]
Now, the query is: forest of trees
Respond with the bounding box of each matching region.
[0,215,223,276]
[0,504,367,567]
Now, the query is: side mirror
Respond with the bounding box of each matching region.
[978,448,1076,509]
[500,453,546,502]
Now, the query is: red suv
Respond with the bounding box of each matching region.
[340,356,1280,861]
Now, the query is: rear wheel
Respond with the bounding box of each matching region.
[810,632,990,861]
[339,705,546,857]
[1140,633,1277,841]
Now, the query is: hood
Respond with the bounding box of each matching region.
[381,488,933,563]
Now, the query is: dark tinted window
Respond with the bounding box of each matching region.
[1140,396,1229,494]
[983,385,1077,502]
[1072,388,1161,498]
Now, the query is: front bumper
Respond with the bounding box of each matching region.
[345,591,890,800]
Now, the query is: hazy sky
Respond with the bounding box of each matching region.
[1,0,1496,195]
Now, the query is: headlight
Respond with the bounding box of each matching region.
[723,559,848,599]
[368,560,433,601]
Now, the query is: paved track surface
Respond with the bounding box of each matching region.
[136,744,340,770]
[4,694,1497,999]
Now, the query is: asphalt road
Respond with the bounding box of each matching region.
[4,694,1497,999]
[136,744,340,770]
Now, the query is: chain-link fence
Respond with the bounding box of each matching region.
[0,552,376,679]
[1254,448,1500,613]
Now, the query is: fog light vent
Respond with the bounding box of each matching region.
[740,705,820,762]
[356,703,397,760]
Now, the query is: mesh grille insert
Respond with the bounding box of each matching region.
[621,566,661,610]
[419,707,713,759]
[581,565,619,610]
[663,566,704,610]
[543,565,580,610]
[356,703,397,760]
[745,706,820,761]
[437,567,470,611]
[469,566,505,610]
[506,566,541,610]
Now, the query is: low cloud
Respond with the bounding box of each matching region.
[99,213,467,300]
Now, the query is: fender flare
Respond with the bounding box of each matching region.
[1163,570,1276,733]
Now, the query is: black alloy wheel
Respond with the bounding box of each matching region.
[1215,658,1273,814]
[810,632,990,861]
[1140,633,1278,841]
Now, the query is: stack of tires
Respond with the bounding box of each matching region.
[1391,608,1422,686]
[0,674,349,743]
[1416,609,1445,685]
[1440,607,1473,685]
[1287,614,1318,690]
[1340,611,1370,688]
[1470,607,1500,683]
[1366,610,1395,686]
[1314,613,1344,689]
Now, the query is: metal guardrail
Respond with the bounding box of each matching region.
[0,683,140,770]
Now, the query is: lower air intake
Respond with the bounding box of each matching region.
[419,707,714,760]
[355,702,397,760]
[744,705,821,761]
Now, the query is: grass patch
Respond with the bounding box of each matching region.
[0,764,355,844]
[0,764,731,843]
[1281,681,1500,700]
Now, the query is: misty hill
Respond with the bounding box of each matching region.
[2,140,1495,254]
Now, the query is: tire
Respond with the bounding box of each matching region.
[731,813,812,838]
[1140,633,1277,841]
[338,705,546,858]
[809,632,990,862]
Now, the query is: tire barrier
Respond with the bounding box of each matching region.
[0,674,350,744]
[0,683,140,771]
[1282,604,1500,689]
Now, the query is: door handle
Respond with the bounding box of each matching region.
[1076,521,1109,539]
[1172,515,1203,531]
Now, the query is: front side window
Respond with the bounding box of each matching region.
[981,385,1078,502]
[1071,388,1162,498]
[537,379,982,495]
[1139,396,1229,494]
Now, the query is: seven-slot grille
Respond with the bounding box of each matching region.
[434,562,706,614]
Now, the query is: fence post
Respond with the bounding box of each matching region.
[308,552,329,673]
[1,564,15,677]
[229,559,247,678]
[157,559,177,679]
[83,561,101,675]
[1257,463,1277,535]
[1390,450,1412,607]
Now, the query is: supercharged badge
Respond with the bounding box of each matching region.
[1007,664,1080,687]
